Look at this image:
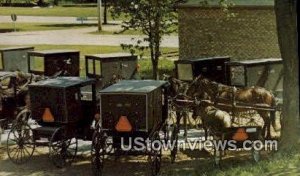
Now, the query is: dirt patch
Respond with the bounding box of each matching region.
[0,144,273,176]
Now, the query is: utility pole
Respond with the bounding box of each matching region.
[97,0,102,31]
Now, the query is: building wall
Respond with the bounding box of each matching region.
[178,5,281,60]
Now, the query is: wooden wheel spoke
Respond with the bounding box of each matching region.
[15,148,21,162]
[10,138,18,143]
[12,131,20,140]
[7,120,35,165]
[20,149,25,163]
[49,129,78,168]
[10,147,19,158]
[23,147,32,157]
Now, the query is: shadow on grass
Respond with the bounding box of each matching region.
[39,23,98,28]
[0,29,16,33]
[1,146,290,176]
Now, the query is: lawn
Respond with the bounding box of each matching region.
[162,150,300,176]
[0,23,178,35]
[89,29,143,35]
[0,6,126,20]
[0,22,98,32]
[0,44,177,78]
[0,6,97,17]
[0,22,141,34]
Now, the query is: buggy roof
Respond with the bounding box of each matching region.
[227,58,282,66]
[100,80,167,93]
[29,77,95,89]
[175,56,230,64]
[0,46,34,52]
[86,53,134,59]
[27,50,79,56]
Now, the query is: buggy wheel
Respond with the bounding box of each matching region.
[49,128,78,168]
[91,129,109,176]
[148,131,162,176]
[170,122,179,163]
[6,122,35,164]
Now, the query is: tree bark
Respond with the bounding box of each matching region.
[152,59,159,80]
[274,0,299,151]
[53,0,59,6]
[103,0,108,24]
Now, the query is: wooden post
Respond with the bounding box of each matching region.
[97,0,102,31]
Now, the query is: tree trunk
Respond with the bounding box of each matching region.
[37,0,45,6]
[53,0,59,6]
[152,59,159,80]
[103,0,108,24]
[274,0,299,151]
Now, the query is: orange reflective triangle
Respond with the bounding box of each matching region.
[232,128,249,141]
[42,108,55,123]
[115,116,132,132]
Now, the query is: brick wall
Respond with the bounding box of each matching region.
[178,5,281,60]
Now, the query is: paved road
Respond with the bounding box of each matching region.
[0,27,179,47]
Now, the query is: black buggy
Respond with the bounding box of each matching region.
[92,80,169,176]
[0,46,34,135]
[1,49,82,150]
[6,77,97,166]
[85,53,139,91]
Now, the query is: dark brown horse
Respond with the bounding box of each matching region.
[186,75,279,139]
[163,74,189,99]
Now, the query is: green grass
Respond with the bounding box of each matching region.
[159,147,300,176]
[186,0,274,6]
[0,23,178,35]
[89,29,143,35]
[0,6,126,20]
[0,44,177,78]
[90,28,179,36]
[0,22,98,32]
[0,7,97,17]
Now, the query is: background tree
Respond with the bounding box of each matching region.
[103,0,108,24]
[274,0,299,151]
[112,0,185,79]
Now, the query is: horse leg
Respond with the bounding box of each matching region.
[176,111,181,134]
[262,118,271,139]
[204,127,208,141]
[261,118,267,138]
[183,111,188,140]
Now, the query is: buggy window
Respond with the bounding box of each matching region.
[30,56,44,72]
[95,60,101,76]
[80,85,93,101]
[177,64,193,81]
[230,66,245,86]
[87,58,94,75]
